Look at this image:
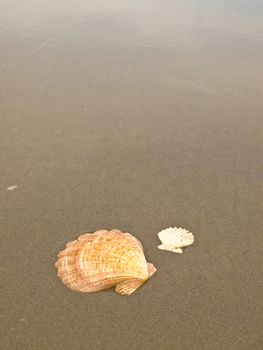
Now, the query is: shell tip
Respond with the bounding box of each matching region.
[115,279,145,296]
[147,262,157,277]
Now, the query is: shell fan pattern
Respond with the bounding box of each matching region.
[55,229,156,296]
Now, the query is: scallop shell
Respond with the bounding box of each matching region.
[55,229,156,296]
[158,227,194,253]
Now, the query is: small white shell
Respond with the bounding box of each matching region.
[158,227,194,253]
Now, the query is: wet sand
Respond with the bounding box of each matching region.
[1,1,263,349]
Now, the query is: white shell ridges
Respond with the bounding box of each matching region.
[55,229,156,295]
[158,227,194,253]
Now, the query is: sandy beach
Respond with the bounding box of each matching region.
[1,1,263,349]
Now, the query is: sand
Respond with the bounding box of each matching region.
[1,1,263,349]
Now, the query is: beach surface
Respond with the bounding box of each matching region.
[1,1,263,349]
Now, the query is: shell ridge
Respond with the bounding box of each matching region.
[55,229,157,295]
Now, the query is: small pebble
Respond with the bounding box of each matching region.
[7,185,18,191]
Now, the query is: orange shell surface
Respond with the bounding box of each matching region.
[55,229,156,296]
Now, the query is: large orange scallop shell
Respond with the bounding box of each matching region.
[55,229,156,296]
